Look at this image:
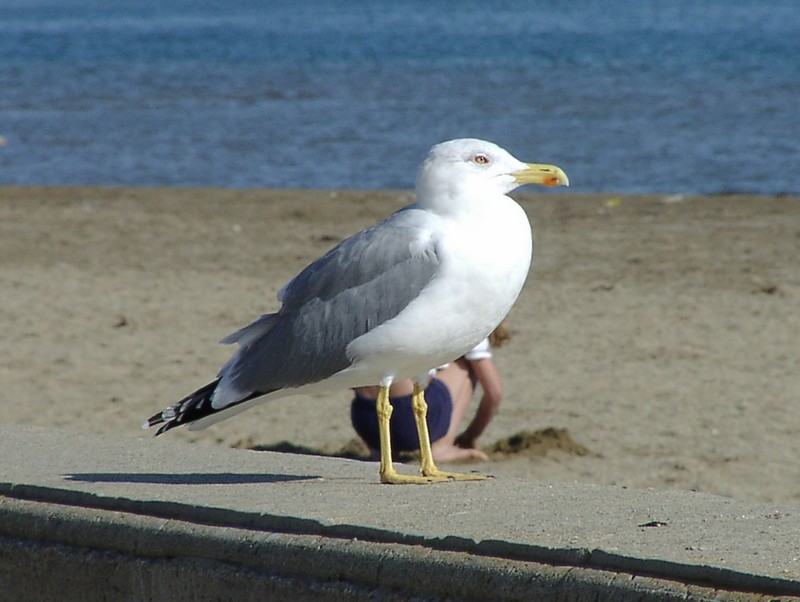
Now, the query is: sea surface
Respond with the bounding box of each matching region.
[1,0,798,194]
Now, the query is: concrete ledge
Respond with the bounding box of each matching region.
[1,425,798,601]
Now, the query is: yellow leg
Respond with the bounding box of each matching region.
[411,384,489,482]
[377,385,436,484]
[377,384,458,484]
[376,385,396,481]
[411,383,438,475]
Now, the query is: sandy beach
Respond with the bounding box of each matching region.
[2,186,798,503]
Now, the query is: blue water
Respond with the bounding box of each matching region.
[1,0,798,194]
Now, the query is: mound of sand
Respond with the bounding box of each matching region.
[486,428,591,460]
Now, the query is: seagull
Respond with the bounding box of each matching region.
[143,139,568,484]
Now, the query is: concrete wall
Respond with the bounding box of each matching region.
[1,497,755,602]
[1,426,798,601]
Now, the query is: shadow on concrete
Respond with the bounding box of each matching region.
[63,472,318,485]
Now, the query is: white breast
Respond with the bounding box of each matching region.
[345,194,532,381]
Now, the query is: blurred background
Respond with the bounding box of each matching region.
[1,0,798,194]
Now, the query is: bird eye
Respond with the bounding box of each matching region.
[473,153,490,165]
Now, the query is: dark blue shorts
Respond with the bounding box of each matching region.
[350,378,453,453]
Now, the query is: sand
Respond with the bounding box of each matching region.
[2,186,798,503]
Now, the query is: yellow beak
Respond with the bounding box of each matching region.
[512,163,569,188]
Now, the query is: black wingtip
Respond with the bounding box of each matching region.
[142,379,221,435]
[154,420,175,436]
[141,412,172,436]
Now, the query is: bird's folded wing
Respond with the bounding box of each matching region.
[212,208,441,407]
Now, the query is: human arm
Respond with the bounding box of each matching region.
[455,357,503,449]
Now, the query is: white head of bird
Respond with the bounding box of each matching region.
[415,138,569,214]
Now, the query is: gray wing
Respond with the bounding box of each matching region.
[214,207,440,405]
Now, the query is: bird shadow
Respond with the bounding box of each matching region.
[63,472,318,485]
[62,430,593,487]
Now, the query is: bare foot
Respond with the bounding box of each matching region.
[432,443,489,464]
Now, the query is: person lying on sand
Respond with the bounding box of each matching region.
[350,322,510,463]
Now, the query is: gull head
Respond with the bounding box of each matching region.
[415,138,569,205]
